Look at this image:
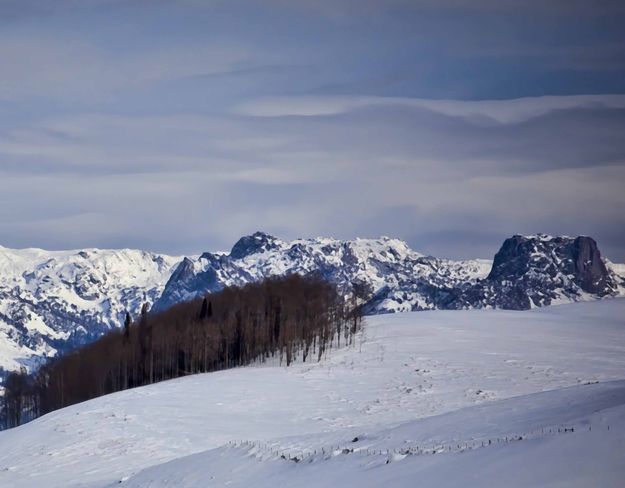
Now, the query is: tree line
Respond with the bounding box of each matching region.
[2,274,364,429]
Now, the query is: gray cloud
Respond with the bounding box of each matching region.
[2,96,624,260]
[0,0,624,261]
[232,94,625,123]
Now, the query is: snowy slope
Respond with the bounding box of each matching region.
[1,299,624,487]
[0,246,181,371]
[118,383,625,488]
[607,260,625,294]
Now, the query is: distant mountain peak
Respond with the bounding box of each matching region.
[229,231,282,260]
[474,234,617,310]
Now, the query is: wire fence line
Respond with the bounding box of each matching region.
[224,422,611,465]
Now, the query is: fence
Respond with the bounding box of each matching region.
[224,422,610,465]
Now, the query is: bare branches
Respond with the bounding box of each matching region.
[2,275,362,428]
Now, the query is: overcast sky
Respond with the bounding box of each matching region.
[1,0,624,261]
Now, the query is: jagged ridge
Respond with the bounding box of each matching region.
[155,232,624,314]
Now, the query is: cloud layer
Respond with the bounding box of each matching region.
[0,1,624,261]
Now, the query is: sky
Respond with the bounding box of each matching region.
[1,0,624,261]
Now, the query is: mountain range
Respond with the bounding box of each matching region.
[1,233,623,372]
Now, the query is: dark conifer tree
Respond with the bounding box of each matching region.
[124,312,131,341]
[199,297,208,320]
[138,303,153,384]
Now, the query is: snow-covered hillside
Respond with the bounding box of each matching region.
[1,299,624,487]
[0,246,181,371]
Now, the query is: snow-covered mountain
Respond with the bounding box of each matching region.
[155,232,624,314]
[153,232,493,313]
[1,233,623,373]
[447,234,625,310]
[0,246,181,371]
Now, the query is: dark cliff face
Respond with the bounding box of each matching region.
[230,232,280,260]
[488,235,533,281]
[572,236,611,294]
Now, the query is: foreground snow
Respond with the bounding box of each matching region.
[119,381,625,488]
[1,299,624,487]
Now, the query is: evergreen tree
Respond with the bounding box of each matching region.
[199,297,209,320]
[124,312,131,341]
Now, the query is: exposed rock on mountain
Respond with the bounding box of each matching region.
[155,232,622,314]
[447,234,620,310]
[153,232,492,314]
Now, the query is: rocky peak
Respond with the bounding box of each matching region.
[229,232,281,260]
[169,257,196,283]
[481,234,617,309]
[490,235,614,290]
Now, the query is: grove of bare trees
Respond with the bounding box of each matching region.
[2,274,363,429]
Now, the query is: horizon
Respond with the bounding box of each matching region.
[1,230,622,264]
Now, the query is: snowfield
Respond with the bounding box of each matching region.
[1,299,625,487]
[0,245,181,371]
